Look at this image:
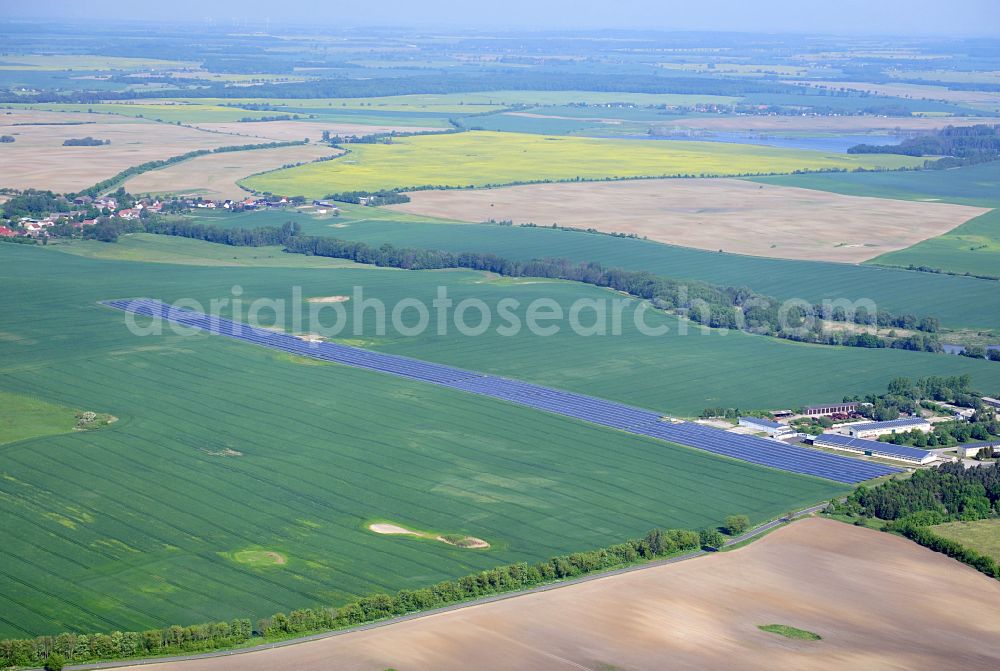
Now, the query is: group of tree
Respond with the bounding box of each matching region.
[840,375,980,421]
[837,461,999,522]
[698,407,773,420]
[877,410,999,448]
[1,189,71,219]
[960,345,1000,361]
[324,189,411,206]
[0,134,13,143]
[848,124,1000,168]
[0,522,733,668]
[62,136,109,146]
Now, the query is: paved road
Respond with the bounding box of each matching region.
[61,503,829,671]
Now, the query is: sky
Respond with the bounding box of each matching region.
[2,0,999,36]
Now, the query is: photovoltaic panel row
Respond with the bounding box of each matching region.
[102,299,900,484]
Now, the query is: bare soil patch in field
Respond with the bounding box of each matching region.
[119,518,1000,671]
[191,121,442,143]
[665,114,988,133]
[125,144,341,199]
[389,178,987,262]
[368,522,489,549]
[0,109,237,191]
[306,295,351,303]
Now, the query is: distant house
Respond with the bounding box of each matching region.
[835,417,931,440]
[804,402,859,416]
[0,225,17,237]
[811,433,935,465]
[73,195,93,206]
[116,208,140,220]
[738,416,794,439]
[983,397,1000,411]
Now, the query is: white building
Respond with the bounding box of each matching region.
[836,417,931,440]
[738,416,794,439]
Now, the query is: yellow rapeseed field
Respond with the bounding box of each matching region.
[241,130,924,197]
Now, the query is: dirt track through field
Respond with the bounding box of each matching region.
[115,518,1000,671]
[389,178,987,262]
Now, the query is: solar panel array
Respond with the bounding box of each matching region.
[814,433,931,461]
[103,298,899,484]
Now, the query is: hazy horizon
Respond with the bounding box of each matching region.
[2,0,999,37]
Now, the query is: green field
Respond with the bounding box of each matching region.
[240,131,924,198]
[0,244,852,637]
[750,161,1000,207]
[870,209,1000,278]
[930,519,1000,562]
[0,390,80,447]
[46,234,377,269]
[267,216,1000,332]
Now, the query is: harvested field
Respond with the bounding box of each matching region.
[389,178,987,262]
[190,120,443,143]
[116,518,1000,671]
[665,114,989,133]
[125,144,342,200]
[0,109,237,191]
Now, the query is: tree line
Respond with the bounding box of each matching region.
[75,140,307,199]
[127,218,953,353]
[0,523,723,668]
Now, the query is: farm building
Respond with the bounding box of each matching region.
[983,397,1000,410]
[811,433,935,465]
[738,416,794,438]
[804,402,859,416]
[956,441,1000,459]
[836,417,931,440]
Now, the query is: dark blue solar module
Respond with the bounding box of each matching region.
[813,433,931,461]
[102,298,900,484]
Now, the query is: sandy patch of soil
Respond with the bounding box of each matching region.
[126,144,341,200]
[122,518,1000,671]
[202,448,243,457]
[307,295,351,303]
[369,523,422,536]
[0,109,238,191]
[368,522,489,549]
[388,178,987,263]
